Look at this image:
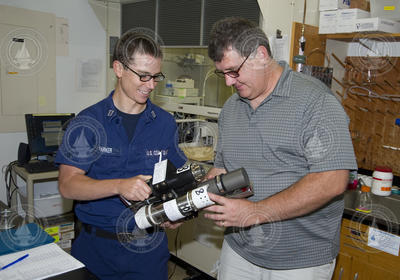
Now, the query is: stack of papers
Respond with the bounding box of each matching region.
[0,243,84,280]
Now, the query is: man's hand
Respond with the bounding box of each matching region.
[204,167,227,180]
[204,192,261,228]
[118,175,152,201]
[160,221,183,230]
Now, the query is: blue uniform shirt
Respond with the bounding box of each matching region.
[56,91,186,231]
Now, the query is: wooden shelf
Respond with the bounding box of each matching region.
[326,32,400,41]
[289,22,327,69]
[289,22,400,67]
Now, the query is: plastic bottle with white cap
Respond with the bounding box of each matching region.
[371,166,393,196]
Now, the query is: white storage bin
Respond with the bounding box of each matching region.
[337,8,370,33]
[319,11,338,34]
[16,178,73,218]
[355,17,400,33]
[34,194,73,218]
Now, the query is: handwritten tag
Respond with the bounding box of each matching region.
[152,159,167,185]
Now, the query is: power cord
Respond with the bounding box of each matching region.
[3,160,19,207]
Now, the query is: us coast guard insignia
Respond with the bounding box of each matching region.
[0,204,50,251]
[116,208,165,253]
[58,115,107,165]
[0,28,48,76]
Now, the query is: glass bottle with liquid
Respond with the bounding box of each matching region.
[355,185,372,214]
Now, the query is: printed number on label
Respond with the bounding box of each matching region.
[176,165,191,174]
[195,188,204,195]
[179,202,192,213]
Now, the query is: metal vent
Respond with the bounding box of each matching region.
[122,0,156,35]
[202,0,261,46]
[158,0,202,46]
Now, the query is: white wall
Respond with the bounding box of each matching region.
[0,0,116,204]
[257,0,319,39]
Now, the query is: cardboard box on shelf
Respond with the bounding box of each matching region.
[60,230,75,240]
[48,229,74,242]
[319,0,350,11]
[41,212,75,246]
[43,215,75,253]
[337,8,371,33]
[41,212,74,232]
[350,0,370,11]
[355,17,400,33]
[319,10,338,34]
[57,239,72,253]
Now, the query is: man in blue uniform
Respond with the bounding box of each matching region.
[56,30,186,279]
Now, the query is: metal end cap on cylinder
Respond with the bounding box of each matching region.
[222,168,250,192]
[134,207,153,229]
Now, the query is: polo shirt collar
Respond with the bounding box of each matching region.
[104,90,157,123]
[272,61,292,97]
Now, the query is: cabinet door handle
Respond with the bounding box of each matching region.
[338,267,344,280]
[353,272,358,280]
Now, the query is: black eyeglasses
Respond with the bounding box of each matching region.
[214,54,250,78]
[121,62,165,82]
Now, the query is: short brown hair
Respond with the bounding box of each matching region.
[113,29,163,66]
[208,17,272,62]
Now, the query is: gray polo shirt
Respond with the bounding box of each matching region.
[215,61,357,269]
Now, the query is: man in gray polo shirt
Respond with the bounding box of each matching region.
[204,17,357,280]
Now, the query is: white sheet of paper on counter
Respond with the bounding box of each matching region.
[0,243,84,280]
[368,227,400,256]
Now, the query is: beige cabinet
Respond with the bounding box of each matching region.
[332,218,400,280]
[0,5,56,133]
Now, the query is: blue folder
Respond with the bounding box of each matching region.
[0,223,55,255]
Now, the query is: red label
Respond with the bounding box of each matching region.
[372,177,392,181]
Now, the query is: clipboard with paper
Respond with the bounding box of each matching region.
[0,223,84,279]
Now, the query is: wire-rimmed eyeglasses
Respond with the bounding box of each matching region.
[120,62,165,82]
[214,54,250,78]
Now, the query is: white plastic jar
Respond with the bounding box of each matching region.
[371,166,393,196]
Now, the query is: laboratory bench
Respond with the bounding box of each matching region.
[334,190,400,280]
[343,189,400,233]
[168,189,400,279]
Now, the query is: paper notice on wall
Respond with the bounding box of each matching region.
[268,35,289,63]
[76,58,103,92]
[368,227,400,256]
